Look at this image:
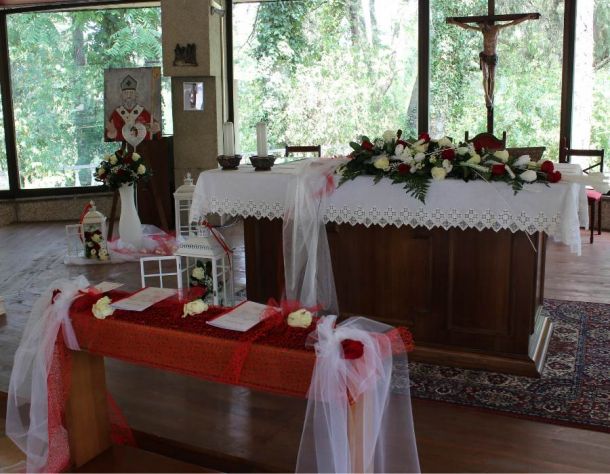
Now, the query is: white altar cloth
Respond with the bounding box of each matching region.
[191,162,587,254]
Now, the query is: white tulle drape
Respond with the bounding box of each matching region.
[6,276,89,473]
[283,158,347,313]
[296,316,420,473]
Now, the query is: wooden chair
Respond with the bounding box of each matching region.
[464,131,507,151]
[561,138,605,243]
[507,147,546,162]
[285,145,322,158]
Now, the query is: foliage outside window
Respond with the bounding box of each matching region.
[7,7,170,190]
[233,0,418,157]
[571,0,609,170]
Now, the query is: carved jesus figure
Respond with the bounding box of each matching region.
[447,13,539,107]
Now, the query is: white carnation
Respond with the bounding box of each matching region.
[182,299,209,318]
[92,296,114,320]
[287,309,313,328]
[494,150,510,162]
[373,155,390,171]
[192,266,206,280]
[137,164,146,175]
[132,152,141,161]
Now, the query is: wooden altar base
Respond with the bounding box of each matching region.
[244,218,553,377]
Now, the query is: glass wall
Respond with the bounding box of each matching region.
[7,7,168,189]
[429,0,487,140]
[571,0,609,170]
[232,0,419,156]
[494,0,564,160]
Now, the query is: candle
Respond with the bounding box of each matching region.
[223,122,235,156]
[256,122,268,157]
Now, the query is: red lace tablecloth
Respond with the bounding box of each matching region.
[69,291,414,398]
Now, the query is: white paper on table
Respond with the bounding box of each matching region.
[94,281,124,293]
[111,287,176,312]
[206,300,268,332]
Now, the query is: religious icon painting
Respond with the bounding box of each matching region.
[104,67,162,142]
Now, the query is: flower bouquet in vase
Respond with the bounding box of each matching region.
[94,148,152,248]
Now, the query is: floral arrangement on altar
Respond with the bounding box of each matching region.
[94,149,151,189]
[338,130,562,202]
[190,261,215,300]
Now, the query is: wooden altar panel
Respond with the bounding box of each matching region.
[243,218,549,376]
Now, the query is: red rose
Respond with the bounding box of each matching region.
[540,160,554,174]
[418,132,431,143]
[396,139,408,147]
[362,141,374,151]
[397,163,411,175]
[547,170,562,183]
[341,339,364,360]
[491,164,506,176]
[441,148,456,161]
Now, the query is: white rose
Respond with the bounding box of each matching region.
[413,143,429,153]
[92,296,114,320]
[192,266,206,280]
[287,309,313,328]
[90,249,97,256]
[457,146,469,156]
[438,136,453,148]
[399,148,412,162]
[137,164,146,175]
[414,152,426,163]
[520,169,537,183]
[514,155,531,168]
[494,150,510,162]
[373,155,390,172]
[109,155,118,165]
[99,248,108,257]
[382,130,395,143]
[442,159,453,172]
[132,152,141,161]
[394,144,404,156]
[92,233,102,243]
[182,299,209,318]
[431,167,447,181]
[467,153,481,164]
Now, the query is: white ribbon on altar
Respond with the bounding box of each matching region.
[6,276,89,472]
[296,315,420,473]
[283,158,347,313]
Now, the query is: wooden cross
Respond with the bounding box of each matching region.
[446,12,540,133]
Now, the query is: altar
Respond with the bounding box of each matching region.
[191,162,585,376]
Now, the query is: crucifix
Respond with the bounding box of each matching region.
[446,11,540,133]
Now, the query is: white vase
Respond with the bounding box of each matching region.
[118,183,143,248]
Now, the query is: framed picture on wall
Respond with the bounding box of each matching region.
[104,67,162,142]
[183,82,204,111]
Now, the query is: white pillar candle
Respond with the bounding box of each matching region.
[256,122,268,157]
[223,122,235,156]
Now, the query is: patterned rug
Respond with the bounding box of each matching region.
[404,299,610,432]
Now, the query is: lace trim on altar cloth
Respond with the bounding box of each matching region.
[198,197,580,249]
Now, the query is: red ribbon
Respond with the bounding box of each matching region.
[200,220,233,269]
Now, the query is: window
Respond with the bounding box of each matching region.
[7,6,169,190]
[232,0,418,156]
[429,0,487,139]
[494,0,564,160]
[571,0,609,169]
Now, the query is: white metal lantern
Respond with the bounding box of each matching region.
[174,229,235,306]
[81,201,109,260]
[173,172,197,241]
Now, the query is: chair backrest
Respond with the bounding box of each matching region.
[560,137,605,174]
[285,145,322,158]
[464,131,507,151]
[507,147,546,162]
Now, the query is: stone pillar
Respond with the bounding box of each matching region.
[161,0,224,187]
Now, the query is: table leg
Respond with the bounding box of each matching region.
[65,351,111,468]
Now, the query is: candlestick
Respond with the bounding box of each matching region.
[223,122,235,156]
[256,122,268,157]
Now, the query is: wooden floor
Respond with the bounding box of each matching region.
[1,222,610,472]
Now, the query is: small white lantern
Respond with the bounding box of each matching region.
[173,173,197,241]
[81,201,109,260]
[174,228,235,306]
